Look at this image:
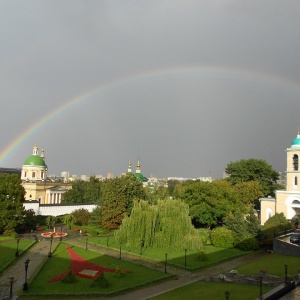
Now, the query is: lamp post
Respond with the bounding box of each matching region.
[85,236,88,250]
[15,237,20,257]
[284,264,288,284]
[164,253,168,274]
[106,233,110,247]
[225,290,230,300]
[48,235,53,258]
[60,227,63,242]
[9,277,14,298]
[23,258,30,291]
[258,275,263,300]
[119,244,122,260]
[184,248,187,267]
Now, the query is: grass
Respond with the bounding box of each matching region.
[83,236,247,269]
[235,253,300,277]
[0,237,35,271]
[150,280,273,300]
[21,242,169,297]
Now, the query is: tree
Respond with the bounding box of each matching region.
[233,181,264,207]
[46,216,56,230]
[72,208,90,226]
[181,180,241,228]
[100,174,146,229]
[225,158,279,196]
[116,199,203,250]
[63,214,75,230]
[0,174,26,234]
[61,176,103,204]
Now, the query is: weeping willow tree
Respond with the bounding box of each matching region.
[115,199,202,250]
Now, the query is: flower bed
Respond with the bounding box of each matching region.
[41,232,68,238]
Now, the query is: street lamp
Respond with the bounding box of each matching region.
[106,233,110,247]
[48,235,53,258]
[284,264,288,284]
[258,275,263,300]
[119,244,122,260]
[164,253,168,274]
[15,237,20,257]
[23,258,30,291]
[85,236,88,250]
[225,290,230,300]
[9,277,14,298]
[184,249,187,267]
[60,227,63,242]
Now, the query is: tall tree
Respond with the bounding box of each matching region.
[0,174,26,233]
[116,199,203,250]
[181,180,241,228]
[225,158,279,196]
[100,174,146,229]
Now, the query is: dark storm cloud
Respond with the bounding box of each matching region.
[1,0,300,178]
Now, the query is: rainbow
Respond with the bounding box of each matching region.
[1,64,300,165]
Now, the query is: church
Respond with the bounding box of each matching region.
[260,130,300,225]
[21,144,72,204]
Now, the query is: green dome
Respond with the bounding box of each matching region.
[135,173,144,182]
[292,135,300,147]
[24,155,47,167]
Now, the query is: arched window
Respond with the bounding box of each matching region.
[266,208,273,220]
[293,154,299,171]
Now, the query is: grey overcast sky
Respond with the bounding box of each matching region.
[1,0,300,179]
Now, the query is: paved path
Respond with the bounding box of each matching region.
[0,236,280,300]
[0,238,59,300]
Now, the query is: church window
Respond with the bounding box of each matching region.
[24,171,27,177]
[295,176,298,186]
[32,171,35,178]
[293,154,299,171]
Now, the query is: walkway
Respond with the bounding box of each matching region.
[0,238,59,300]
[0,236,282,300]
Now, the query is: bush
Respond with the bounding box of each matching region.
[235,236,260,251]
[91,273,109,287]
[88,228,98,236]
[197,228,211,245]
[198,250,208,261]
[211,227,234,248]
[61,269,77,284]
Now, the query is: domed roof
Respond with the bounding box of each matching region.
[24,155,47,167]
[291,134,300,148]
[135,173,144,182]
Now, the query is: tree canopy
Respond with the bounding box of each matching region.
[0,173,26,233]
[116,199,203,250]
[225,158,280,196]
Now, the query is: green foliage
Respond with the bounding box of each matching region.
[100,174,146,229]
[0,174,26,233]
[61,269,77,284]
[61,176,103,204]
[224,209,260,247]
[198,250,208,261]
[63,214,75,230]
[197,228,211,245]
[211,227,234,249]
[181,180,242,228]
[225,158,279,197]
[72,208,90,226]
[87,228,98,236]
[89,206,101,227]
[114,264,125,278]
[91,273,109,287]
[116,199,203,250]
[235,237,259,251]
[46,216,56,229]
[261,213,291,239]
[233,181,264,207]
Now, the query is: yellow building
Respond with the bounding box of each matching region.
[22,145,72,204]
[260,130,300,224]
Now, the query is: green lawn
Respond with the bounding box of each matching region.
[21,242,169,297]
[0,237,35,271]
[84,236,247,269]
[150,281,272,300]
[236,253,300,277]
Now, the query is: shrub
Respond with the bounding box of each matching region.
[61,269,77,284]
[198,250,208,261]
[91,273,109,288]
[88,228,98,236]
[235,236,260,251]
[197,228,211,245]
[114,265,125,278]
[211,227,234,248]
